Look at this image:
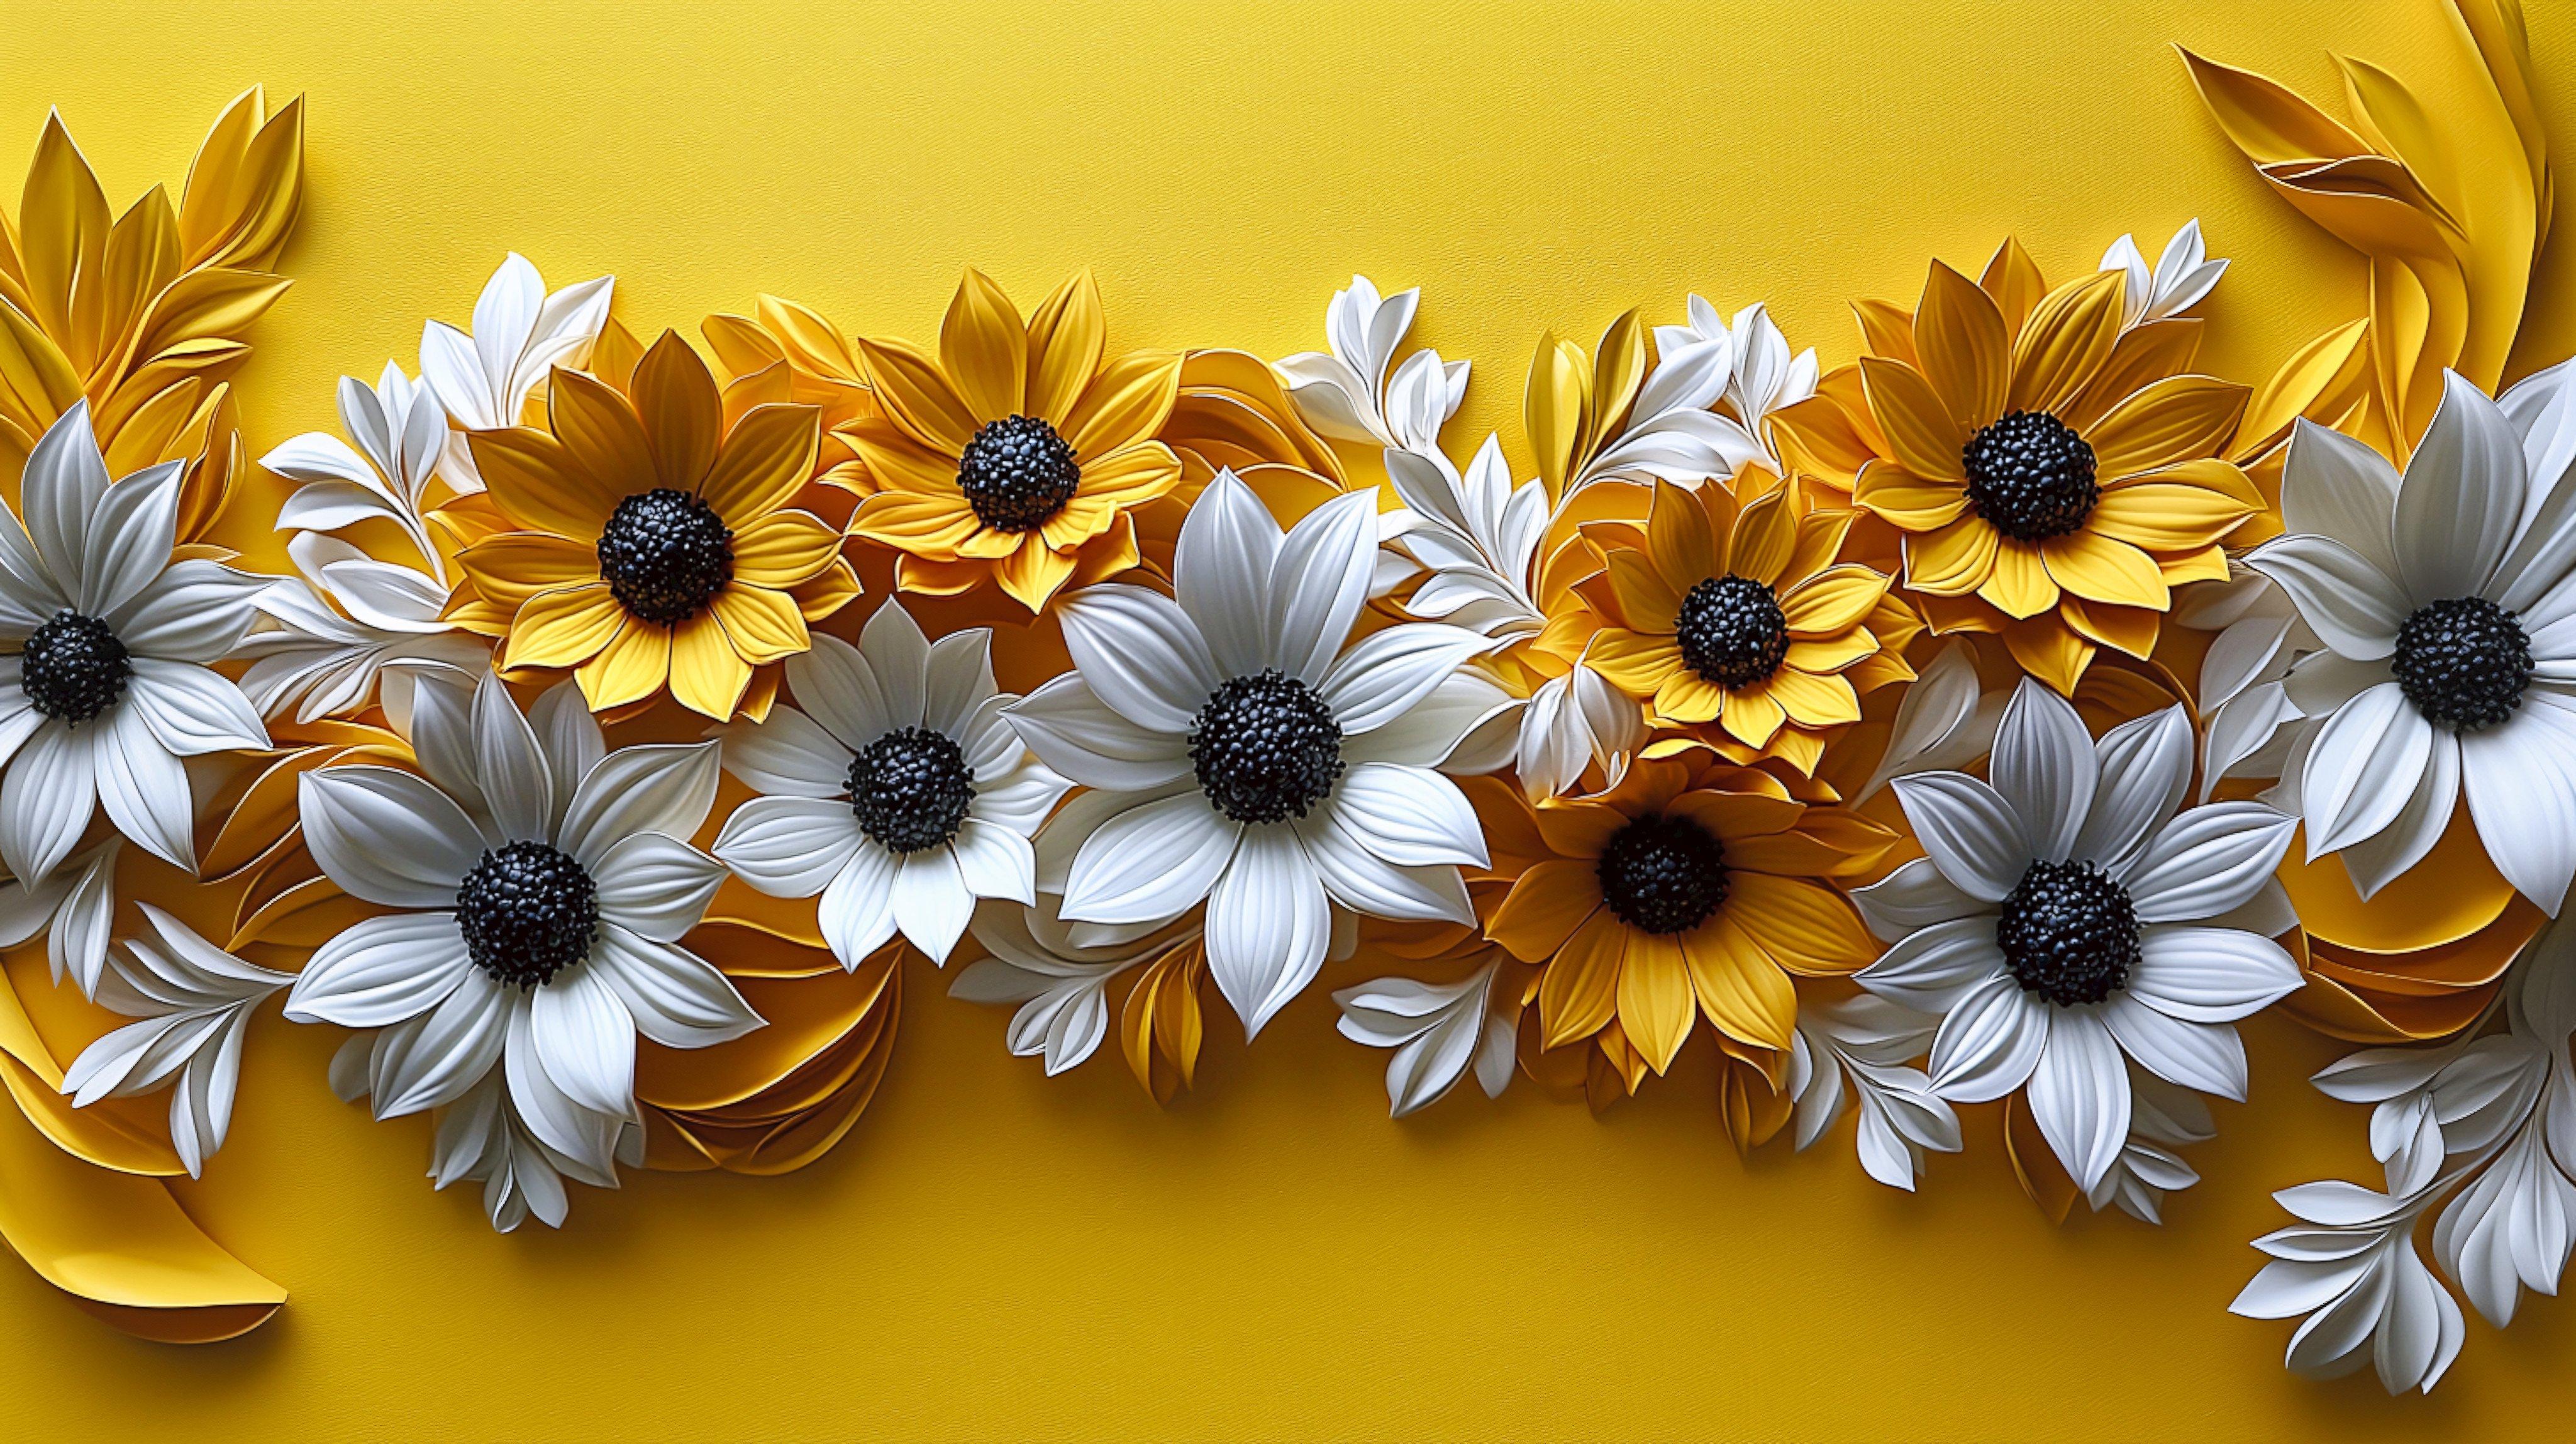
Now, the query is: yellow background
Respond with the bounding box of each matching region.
[4,0,2574,1437]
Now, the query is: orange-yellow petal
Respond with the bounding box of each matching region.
[1853,462,1970,532]
[702,403,821,526]
[1902,516,2000,595]
[854,335,979,456]
[1540,912,1626,1048]
[996,536,1079,613]
[2003,614,2093,696]
[711,582,811,666]
[1858,358,1968,484]
[1489,858,1606,961]
[457,532,598,611]
[2042,529,2168,609]
[1587,629,1684,697]
[1025,271,1106,426]
[1681,914,1795,1050]
[1654,673,1729,726]
[501,581,623,669]
[574,616,671,711]
[1726,487,1796,587]
[1914,259,2009,431]
[1618,933,1696,1074]
[2086,374,2250,479]
[548,367,657,498]
[1717,685,1785,747]
[731,509,844,587]
[2007,270,2123,416]
[670,609,753,719]
[940,268,1030,426]
[469,428,615,541]
[1779,564,1888,635]
[1725,872,1877,976]
[1646,480,1719,594]
[1977,540,2060,619]
[1064,349,1182,459]
[1763,666,1860,728]
[633,330,723,491]
[849,489,983,556]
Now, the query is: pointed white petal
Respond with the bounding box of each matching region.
[1204,825,1331,1036]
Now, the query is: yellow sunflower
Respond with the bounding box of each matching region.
[1850,258,2262,692]
[845,269,1182,611]
[1582,472,1915,775]
[454,329,857,720]
[1485,751,1888,1074]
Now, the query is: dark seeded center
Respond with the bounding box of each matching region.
[1596,813,1730,936]
[2392,596,2531,733]
[1996,859,2138,1007]
[957,413,1080,532]
[1189,669,1345,825]
[1675,574,1790,690]
[596,487,734,626]
[847,726,977,853]
[21,611,131,726]
[1962,409,2099,543]
[455,840,599,989]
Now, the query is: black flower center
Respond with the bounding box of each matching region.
[847,726,977,853]
[455,840,599,989]
[21,611,131,726]
[1596,813,1730,935]
[2392,596,2531,733]
[957,413,1080,533]
[1962,409,2099,543]
[1675,574,1790,690]
[596,487,733,626]
[1190,669,1345,825]
[1996,859,2138,1006]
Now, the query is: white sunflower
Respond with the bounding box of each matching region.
[284,670,758,1206]
[1853,679,2302,1194]
[2250,367,2576,911]
[1006,469,1496,1035]
[0,403,270,884]
[713,599,1070,967]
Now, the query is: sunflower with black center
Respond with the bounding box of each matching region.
[1484,748,1890,1075]
[1848,256,2263,693]
[844,269,1184,611]
[1580,472,1917,775]
[453,329,858,720]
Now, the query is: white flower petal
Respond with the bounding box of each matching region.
[1294,805,1475,924]
[504,996,621,1169]
[1175,467,1281,675]
[1852,856,1987,940]
[2399,371,2526,603]
[1204,824,1331,1036]
[965,763,1072,836]
[301,765,486,907]
[1890,772,2030,901]
[1062,791,1240,925]
[1928,972,2048,1102]
[2130,925,2304,1022]
[1319,762,1485,868]
[2123,802,2299,923]
[1343,665,1518,769]
[122,658,268,758]
[1004,674,1191,791]
[92,703,196,871]
[19,403,109,601]
[2026,1009,2132,1191]
[817,841,900,969]
[591,832,724,942]
[557,741,721,870]
[1857,916,2006,1013]
[530,965,637,1117]
[1267,489,1382,684]
[470,669,553,841]
[891,846,974,963]
[0,719,92,885]
[714,704,852,799]
[2104,994,2248,1099]
[109,559,265,663]
[714,795,867,897]
[2300,683,2434,859]
[2072,706,2192,872]
[2279,418,2402,578]
[591,923,759,1047]
[784,631,894,753]
[2460,701,2576,914]
[284,911,472,1029]
[1992,679,2099,864]
[1317,623,1488,737]
[1057,584,1223,732]
[370,968,511,1117]
[2249,533,2409,660]
[950,816,1036,906]
[855,596,932,730]
[921,626,997,739]
[526,679,602,830]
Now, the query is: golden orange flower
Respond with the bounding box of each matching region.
[1582,472,1915,775]
[1849,256,2262,692]
[453,329,858,720]
[1485,751,1889,1074]
[845,269,1182,611]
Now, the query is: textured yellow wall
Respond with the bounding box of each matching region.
[4,1,2573,1438]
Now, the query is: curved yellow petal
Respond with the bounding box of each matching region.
[2041,529,2169,609]
[2089,472,2260,552]
[1604,550,1683,631]
[1654,672,1728,726]
[1778,564,1889,636]
[670,609,753,719]
[1725,872,1877,976]
[2007,270,2124,416]
[1762,665,1860,728]
[848,488,982,556]
[996,536,1079,613]
[1489,858,1606,961]
[1977,540,2060,619]
[1727,487,1796,587]
[1646,480,1718,594]
[575,617,672,711]
[634,329,723,491]
[2058,595,2162,660]
[731,509,844,587]
[1853,461,1970,532]
[457,531,599,611]
[1716,684,1785,746]
[469,427,614,541]
[711,583,811,667]
[849,426,967,496]
[1063,349,1182,459]
[1782,630,1878,674]
[547,367,656,498]
[1026,270,1107,426]
[2002,614,2093,696]
[1902,515,1999,596]
[853,335,979,456]
[1914,259,2010,431]
[1587,628,1684,697]
[2086,374,2250,479]
[1618,933,1696,1074]
[1680,914,1795,1050]
[1534,798,1629,860]
[940,269,1030,426]
[1540,913,1626,1049]
[501,581,625,670]
[702,403,821,525]
[1858,358,1967,484]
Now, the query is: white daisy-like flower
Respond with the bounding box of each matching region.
[284,670,757,1193]
[1006,470,1494,1035]
[418,252,614,494]
[2249,367,2576,912]
[1853,679,2302,1192]
[712,599,1070,967]
[0,404,270,884]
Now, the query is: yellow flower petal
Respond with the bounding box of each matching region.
[2003,614,2093,696]
[731,510,844,587]
[1858,357,1967,484]
[849,489,982,556]
[1718,684,1785,747]
[1724,872,1877,976]
[1604,550,1682,631]
[1914,259,2009,431]
[1665,785,1802,841]
[1540,912,1626,1049]
[1646,480,1718,595]
[2089,474,2260,552]
[850,427,967,496]
[996,536,1079,612]
[548,367,656,498]
[2086,374,2250,478]
[1977,540,2060,619]
[940,268,1030,426]
[1783,630,1878,674]
[2007,270,2124,416]
[1681,914,1794,1051]
[575,616,670,711]
[2059,595,2162,660]
[456,532,597,611]
[701,403,821,526]
[469,428,614,541]
[2042,529,2169,609]
[1618,933,1696,1074]
[1853,461,1970,532]
[1063,350,1182,460]
[1779,564,1888,636]
[1489,858,1606,961]
[1025,271,1106,426]
[1762,666,1860,728]
[712,582,812,667]
[1533,798,1629,859]
[854,335,979,456]
[1784,508,1857,587]
[1654,672,1728,726]
[501,581,624,670]
[790,557,863,623]
[1902,516,1999,596]
[633,330,723,491]
[1587,628,1683,697]
[1727,487,1796,587]
[670,610,752,719]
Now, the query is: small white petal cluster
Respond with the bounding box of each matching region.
[1330,956,1519,1118]
[416,252,614,494]
[2099,219,2229,330]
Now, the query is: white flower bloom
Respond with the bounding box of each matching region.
[62,903,291,1177]
[2099,218,2229,330]
[240,362,490,724]
[2249,367,2576,911]
[713,600,1069,968]
[1006,470,1494,1036]
[285,670,756,1213]
[1650,296,1818,472]
[418,252,614,494]
[1853,679,2302,1192]
[0,404,270,884]
[1274,275,1469,454]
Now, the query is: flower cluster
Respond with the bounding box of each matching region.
[11,8,2576,1396]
